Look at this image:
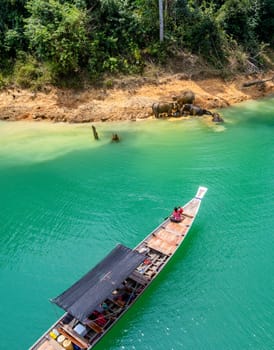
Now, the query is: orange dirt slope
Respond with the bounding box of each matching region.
[0,72,273,123]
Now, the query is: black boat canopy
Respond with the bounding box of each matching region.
[51,244,145,322]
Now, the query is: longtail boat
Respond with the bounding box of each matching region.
[29,186,207,350]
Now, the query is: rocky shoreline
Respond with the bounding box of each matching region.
[0,72,273,123]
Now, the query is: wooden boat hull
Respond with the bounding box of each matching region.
[29,186,207,350]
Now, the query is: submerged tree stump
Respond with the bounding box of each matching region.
[112,133,120,142]
[92,125,99,140]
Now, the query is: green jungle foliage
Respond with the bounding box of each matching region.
[0,0,273,87]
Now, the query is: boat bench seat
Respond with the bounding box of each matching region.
[112,297,126,307]
[86,320,105,334]
[130,270,149,285]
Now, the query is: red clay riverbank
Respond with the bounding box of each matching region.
[0,72,273,123]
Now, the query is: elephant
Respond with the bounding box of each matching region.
[152,102,174,118]
[182,104,212,116]
[173,90,195,108]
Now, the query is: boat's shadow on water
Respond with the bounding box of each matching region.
[94,227,199,350]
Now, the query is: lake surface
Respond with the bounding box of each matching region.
[0,97,274,350]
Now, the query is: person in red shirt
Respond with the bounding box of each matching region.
[178,207,184,215]
[171,207,182,222]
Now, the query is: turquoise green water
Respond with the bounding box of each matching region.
[0,97,274,350]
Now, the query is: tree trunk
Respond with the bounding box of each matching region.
[159,0,164,42]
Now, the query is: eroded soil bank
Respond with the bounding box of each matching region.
[0,72,273,123]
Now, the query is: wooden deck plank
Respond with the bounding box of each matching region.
[165,222,189,235]
[35,337,64,350]
[147,236,177,255]
[155,229,180,245]
[165,221,184,232]
[180,217,193,225]
[35,339,55,350]
[48,338,66,350]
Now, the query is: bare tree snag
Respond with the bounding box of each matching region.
[92,125,99,140]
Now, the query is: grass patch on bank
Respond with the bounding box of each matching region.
[13,55,53,91]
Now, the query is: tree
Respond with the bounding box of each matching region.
[87,0,153,73]
[24,0,90,75]
[257,0,274,45]
[217,0,260,51]
[0,0,28,62]
[159,0,164,41]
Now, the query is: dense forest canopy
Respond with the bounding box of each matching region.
[0,0,273,87]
